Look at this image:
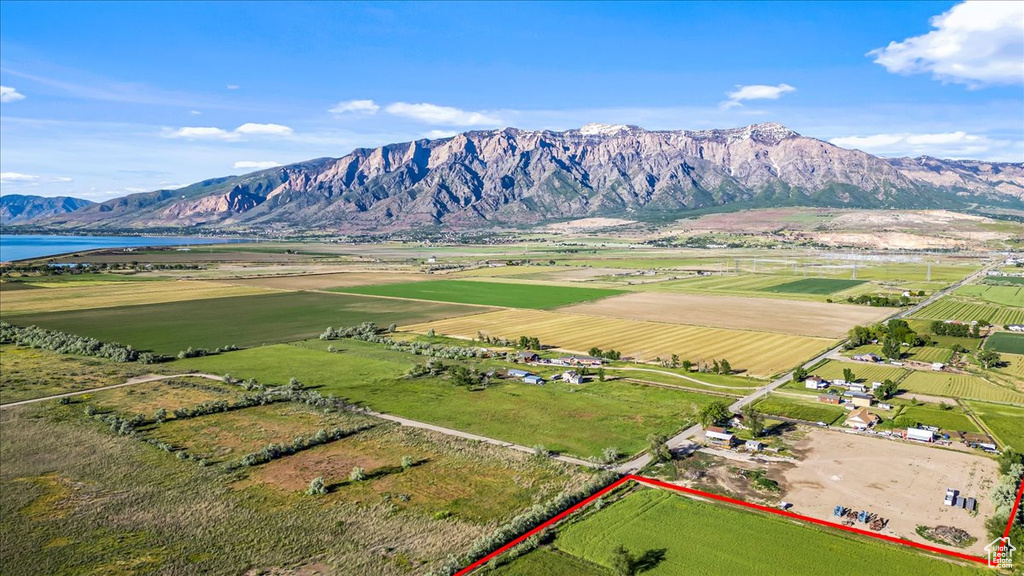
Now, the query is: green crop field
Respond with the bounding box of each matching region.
[900,371,1024,405]
[896,405,979,433]
[955,284,1024,307]
[966,401,1024,450]
[912,297,1024,326]
[491,549,604,576]
[986,332,1024,355]
[753,396,846,424]
[548,489,985,576]
[2,292,482,355]
[174,342,719,459]
[810,360,907,384]
[984,276,1024,286]
[761,278,865,295]
[333,279,624,309]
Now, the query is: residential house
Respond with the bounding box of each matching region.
[728,414,746,429]
[844,408,881,429]
[818,395,841,405]
[558,355,603,367]
[507,369,531,378]
[848,382,868,393]
[805,376,829,390]
[562,370,583,385]
[843,391,874,408]
[704,426,736,447]
[745,440,764,451]
[517,351,540,363]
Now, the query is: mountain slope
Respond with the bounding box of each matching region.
[0,194,94,224]
[26,123,1024,232]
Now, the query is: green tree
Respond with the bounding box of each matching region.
[589,346,603,357]
[307,476,327,495]
[699,401,731,428]
[647,433,671,463]
[977,349,1002,369]
[154,407,168,423]
[743,405,766,438]
[882,337,902,360]
[681,359,693,372]
[611,545,636,576]
[529,337,541,350]
[792,365,808,381]
[719,359,732,374]
[670,354,680,368]
[427,328,436,338]
[842,367,856,383]
[877,379,899,400]
[598,367,606,382]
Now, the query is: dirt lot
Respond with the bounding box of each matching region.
[559,292,894,338]
[778,429,998,555]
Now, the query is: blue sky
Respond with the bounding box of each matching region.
[1,1,1022,200]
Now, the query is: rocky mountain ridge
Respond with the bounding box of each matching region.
[19,123,1024,232]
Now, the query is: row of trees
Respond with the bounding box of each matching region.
[588,347,622,361]
[986,448,1024,569]
[845,294,912,307]
[930,321,983,338]
[176,344,238,359]
[1,321,162,363]
[321,323,493,361]
[238,424,375,467]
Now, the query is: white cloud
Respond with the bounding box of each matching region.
[0,172,39,183]
[189,110,202,115]
[385,102,501,126]
[0,86,26,103]
[830,131,1015,159]
[233,123,294,136]
[233,160,281,170]
[329,99,380,115]
[226,84,240,90]
[164,123,293,141]
[720,84,796,109]
[869,1,1024,87]
[423,129,460,139]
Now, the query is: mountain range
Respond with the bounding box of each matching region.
[6,123,1023,231]
[1,194,95,225]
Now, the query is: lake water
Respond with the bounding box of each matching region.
[0,234,237,262]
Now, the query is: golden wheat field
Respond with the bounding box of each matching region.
[405,309,834,377]
[0,280,274,315]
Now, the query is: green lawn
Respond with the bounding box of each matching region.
[966,401,1024,450]
[490,549,606,576]
[333,279,623,309]
[896,405,979,433]
[551,489,985,576]
[2,292,482,355]
[760,278,865,295]
[174,343,718,459]
[753,396,846,424]
[956,284,1024,307]
[985,332,1024,355]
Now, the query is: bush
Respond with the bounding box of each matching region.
[0,321,162,363]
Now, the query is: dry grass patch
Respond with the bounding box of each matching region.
[0,345,160,404]
[559,292,894,338]
[407,309,833,377]
[0,280,273,315]
[87,378,243,418]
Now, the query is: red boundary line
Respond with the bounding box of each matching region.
[995,475,1024,567]
[454,473,1024,575]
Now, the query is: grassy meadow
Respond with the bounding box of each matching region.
[334,279,624,309]
[761,277,865,294]
[965,401,1024,450]
[0,345,163,404]
[985,332,1024,355]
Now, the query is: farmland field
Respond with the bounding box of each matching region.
[985,332,1024,355]
[221,271,431,290]
[966,401,1024,450]
[955,284,1024,307]
[984,276,1024,286]
[896,405,979,432]
[491,548,603,575]
[810,360,908,384]
[752,396,847,424]
[405,309,834,377]
[333,279,624,309]
[911,297,1024,326]
[900,371,1024,405]
[549,489,985,576]
[0,280,272,315]
[761,278,865,295]
[174,343,720,458]
[3,292,484,355]
[559,292,894,338]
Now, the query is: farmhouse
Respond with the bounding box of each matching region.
[728,414,746,428]
[517,351,541,363]
[805,376,829,390]
[853,353,881,363]
[818,394,841,405]
[905,428,934,443]
[558,355,603,367]
[704,426,736,446]
[745,440,764,451]
[562,370,583,385]
[844,408,880,429]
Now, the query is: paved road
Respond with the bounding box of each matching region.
[614,260,998,473]
[0,373,226,409]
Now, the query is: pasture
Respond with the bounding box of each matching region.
[911,297,1024,326]
[955,284,1024,307]
[761,278,865,295]
[0,280,272,315]
[221,271,430,290]
[333,279,624,309]
[173,343,720,459]
[985,332,1024,355]
[966,401,1024,450]
[896,405,979,433]
[752,396,846,424]
[5,292,483,355]
[551,489,985,576]
[0,345,161,404]
[810,360,908,384]
[405,309,833,377]
[899,371,1024,405]
[559,292,894,338]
